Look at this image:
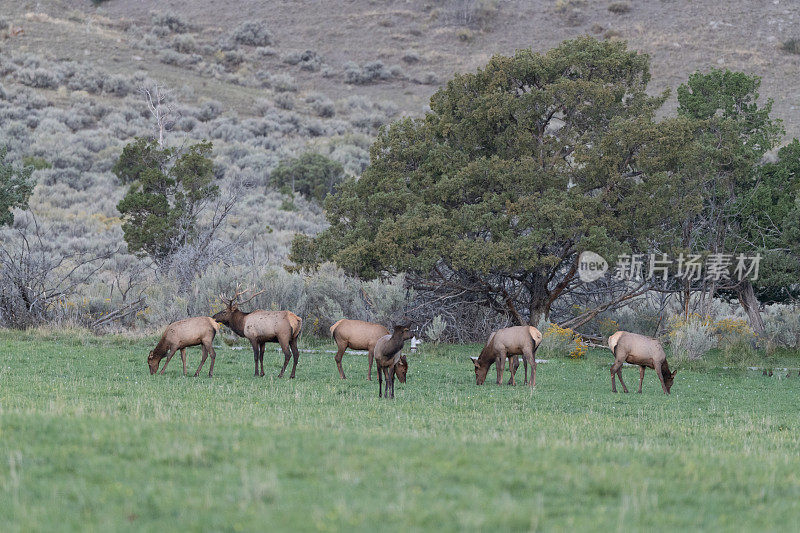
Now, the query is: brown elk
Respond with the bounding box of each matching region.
[471,326,542,387]
[329,319,390,380]
[607,331,677,394]
[147,317,220,377]
[212,287,302,378]
[373,323,413,399]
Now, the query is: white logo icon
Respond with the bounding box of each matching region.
[578,251,608,282]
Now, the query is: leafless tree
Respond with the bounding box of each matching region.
[140,83,177,148]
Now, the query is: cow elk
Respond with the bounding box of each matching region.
[373,323,413,399]
[329,319,390,380]
[607,331,677,394]
[148,317,220,377]
[471,326,542,387]
[212,287,302,378]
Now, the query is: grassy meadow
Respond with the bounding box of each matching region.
[1,329,800,531]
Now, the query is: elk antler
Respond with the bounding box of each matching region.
[220,284,264,308]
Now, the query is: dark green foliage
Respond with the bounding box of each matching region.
[270,153,344,204]
[0,148,35,226]
[292,37,691,324]
[115,138,218,263]
[780,38,800,55]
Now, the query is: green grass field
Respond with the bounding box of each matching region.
[1,330,799,532]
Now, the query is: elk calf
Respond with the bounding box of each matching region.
[212,287,302,378]
[607,331,677,394]
[471,326,542,387]
[373,323,412,399]
[148,317,220,377]
[330,319,390,380]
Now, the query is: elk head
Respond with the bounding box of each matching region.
[664,369,677,393]
[392,322,413,341]
[471,356,489,385]
[147,350,162,375]
[395,355,408,383]
[212,285,264,325]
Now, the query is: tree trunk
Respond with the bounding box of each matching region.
[736,279,765,335]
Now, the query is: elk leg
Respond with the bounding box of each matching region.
[250,339,260,377]
[655,364,670,395]
[388,365,395,399]
[367,348,374,381]
[180,348,187,376]
[378,365,383,398]
[616,367,629,393]
[334,342,347,379]
[522,348,536,388]
[289,337,300,379]
[159,348,178,375]
[195,346,208,377]
[207,344,217,377]
[508,356,517,386]
[610,361,623,392]
[259,342,265,377]
[278,339,292,378]
[638,366,645,393]
[496,350,506,385]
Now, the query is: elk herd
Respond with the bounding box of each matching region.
[147,287,678,397]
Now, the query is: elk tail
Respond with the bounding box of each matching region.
[288,312,303,340]
[329,319,345,337]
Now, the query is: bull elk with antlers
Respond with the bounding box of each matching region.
[212,287,303,378]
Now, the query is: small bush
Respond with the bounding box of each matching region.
[15,68,61,89]
[763,304,800,349]
[425,315,446,344]
[274,93,294,110]
[780,39,800,55]
[538,323,584,358]
[172,34,197,53]
[456,28,474,42]
[306,94,335,118]
[151,12,190,33]
[668,315,715,361]
[402,50,420,63]
[344,61,393,84]
[608,2,631,14]
[231,20,272,46]
[271,73,297,92]
[196,100,223,121]
[420,71,438,85]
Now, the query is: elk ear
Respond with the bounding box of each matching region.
[671,370,678,378]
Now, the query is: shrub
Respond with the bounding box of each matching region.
[151,12,189,33]
[196,100,223,121]
[231,20,272,46]
[456,28,474,42]
[420,71,438,85]
[159,50,201,67]
[402,50,420,63]
[172,34,197,53]
[781,39,800,55]
[275,93,294,110]
[608,2,632,14]
[425,315,446,343]
[344,61,392,84]
[102,75,135,97]
[668,315,715,361]
[269,152,345,203]
[271,73,297,92]
[306,93,335,118]
[763,304,800,349]
[538,322,584,358]
[15,68,61,89]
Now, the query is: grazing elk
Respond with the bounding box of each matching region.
[607,331,677,394]
[373,323,413,399]
[212,287,302,378]
[329,319,390,380]
[471,326,542,387]
[147,317,220,377]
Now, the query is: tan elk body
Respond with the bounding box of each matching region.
[148,316,220,377]
[212,288,303,378]
[471,326,542,387]
[607,331,677,394]
[373,324,412,398]
[329,319,390,380]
